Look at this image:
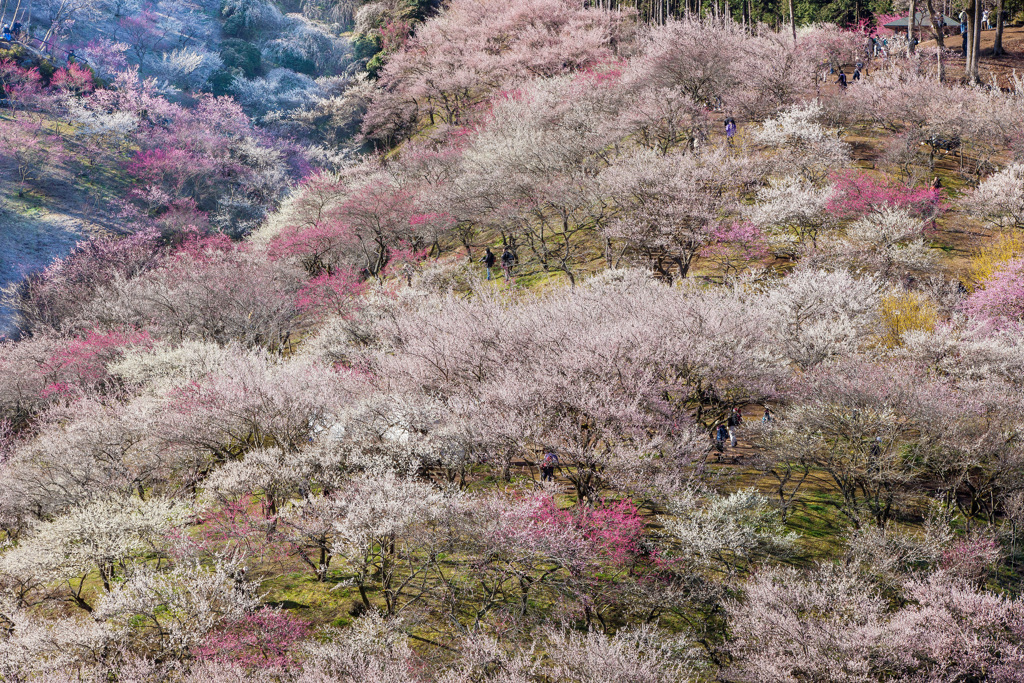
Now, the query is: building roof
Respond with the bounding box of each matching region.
[883,12,961,28]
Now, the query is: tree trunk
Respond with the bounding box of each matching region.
[969,0,982,83]
[358,583,372,610]
[673,254,693,280]
[909,0,917,53]
[317,547,331,582]
[927,0,945,47]
[788,0,796,45]
[994,0,1005,56]
[966,0,979,83]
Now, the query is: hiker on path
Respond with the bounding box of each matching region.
[501,246,516,281]
[762,407,773,424]
[540,452,559,481]
[837,70,847,88]
[727,407,743,447]
[715,424,729,452]
[480,247,496,280]
[724,116,737,147]
[853,66,861,82]
[2,26,10,41]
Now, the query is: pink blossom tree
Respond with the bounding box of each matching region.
[363,0,626,142]
[827,170,943,220]
[193,609,311,670]
[965,258,1024,325]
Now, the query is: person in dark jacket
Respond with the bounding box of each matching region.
[724,116,737,147]
[715,424,729,452]
[480,247,496,280]
[501,246,516,281]
[727,407,743,447]
[540,452,559,481]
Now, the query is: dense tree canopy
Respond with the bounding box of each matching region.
[5,0,1024,680]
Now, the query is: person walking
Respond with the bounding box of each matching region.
[480,247,496,280]
[837,70,847,89]
[501,246,516,281]
[727,407,743,447]
[724,116,737,147]
[983,9,990,28]
[2,26,10,42]
[715,424,729,453]
[762,407,773,424]
[852,66,861,82]
[540,451,559,482]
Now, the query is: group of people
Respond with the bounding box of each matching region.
[869,35,890,58]
[836,60,866,88]
[979,8,1006,29]
[480,246,517,281]
[1,21,23,42]
[960,8,1007,56]
[714,407,773,454]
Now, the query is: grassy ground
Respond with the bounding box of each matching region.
[0,112,129,335]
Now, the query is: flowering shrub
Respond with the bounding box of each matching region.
[699,222,770,275]
[965,258,1024,325]
[193,609,312,669]
[939,536,1001,582]
[42,329,152,396]
[296,271,367,320]
[528,496,646,567]
[827,170,942,220]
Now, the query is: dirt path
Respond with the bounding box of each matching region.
[917,25,1024,87]
[0,208,106,336]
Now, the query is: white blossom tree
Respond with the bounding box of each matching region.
[965,163,1024,230]
[0,497,189,611]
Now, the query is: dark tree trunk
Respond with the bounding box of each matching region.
[994,0,1005,55]
[909,0,917,53]
[927,0,945,47]
[966,0,980,83]
[971,0,982,83]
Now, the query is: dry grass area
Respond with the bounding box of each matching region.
[918,25,1024,86]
